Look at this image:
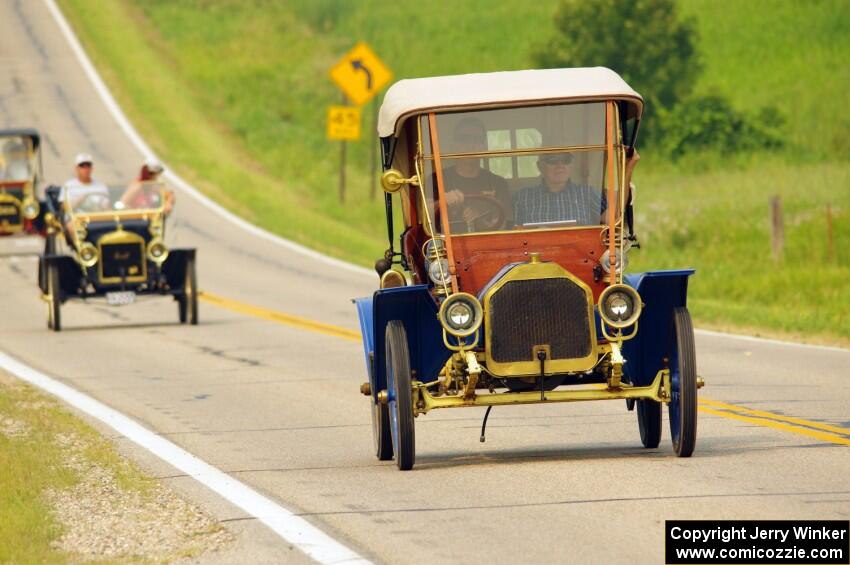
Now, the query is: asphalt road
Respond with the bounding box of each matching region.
[1,2,848,563]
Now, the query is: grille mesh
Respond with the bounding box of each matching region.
[490,278,591,363]
[100,242,145,279]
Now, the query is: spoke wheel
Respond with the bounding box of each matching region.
[179,257,198,325]
[668,307,697,457]
[385,320,415,470]
[47,262,61,332]
[637,399,662,448]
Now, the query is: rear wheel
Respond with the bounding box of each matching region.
[178,257,198,325]
[669,307,697,457]
[386,320,415,470]
[637,399,662,448]
[47,262,61,332]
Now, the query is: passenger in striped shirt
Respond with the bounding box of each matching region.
[513,153,606,227]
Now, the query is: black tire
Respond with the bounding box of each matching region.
[669,307,697,457]
[637,399,662,448]
[44,233,56,256]
[47,262,61,332]
[372,401,393,461]
[386,320,415,470]
[179,257,198,325]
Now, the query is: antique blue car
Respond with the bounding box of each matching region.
[355,67,702,470]
[39,181,197,331]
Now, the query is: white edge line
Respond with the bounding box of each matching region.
[0,351,370,565]
[42,0,373,279]
[694,329,849,354]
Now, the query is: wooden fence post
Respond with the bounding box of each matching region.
[770,195,784,262]
[826,203,835,261]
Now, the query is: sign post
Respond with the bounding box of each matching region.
[327,103,362,203]
[328,42,392,203]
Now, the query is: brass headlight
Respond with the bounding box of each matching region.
[427,258,450,286]
[380,269,407,289]
[22,198,40,220]
[146,238,169,264]
[439,292,483,337]
[79,242,98,267]
[598,284,642,329]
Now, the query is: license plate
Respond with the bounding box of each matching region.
[106,291,136,306]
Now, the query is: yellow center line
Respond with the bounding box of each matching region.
[699,397,850,438]
[199,291,360,342]
[198,289,848,446]
[699,407,850,447]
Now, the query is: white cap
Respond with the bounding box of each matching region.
[144,157,164,174]
[75,153,93,166]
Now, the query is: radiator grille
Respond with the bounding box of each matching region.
[0,202,21,228]
[489,277,592,363]
[100,242,145,280]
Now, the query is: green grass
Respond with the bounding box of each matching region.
[0,377,153,563]
[631,158,850,340]
[680,0,850,160]
[56,0,850,342]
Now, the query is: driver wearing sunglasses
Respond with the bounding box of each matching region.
[513,152,607,227]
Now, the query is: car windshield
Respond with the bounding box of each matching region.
[67,181,167,215]
[418,102,623,235]
[0,136,32,182]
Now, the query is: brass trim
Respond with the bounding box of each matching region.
[96,229,147,284]
[380,268,410,289]
[483,259,598,376]
[598,284,642,329]
[452,223,607,238]
[146,237,169,265]
[21,197,39,220]
[438,292,483,338]
[78,242,98,268]
[0,192,23,233]
[380,169,419,193]
[416,368,668,413]
[422,143,619,161]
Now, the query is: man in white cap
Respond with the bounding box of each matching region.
[62,153,110,210]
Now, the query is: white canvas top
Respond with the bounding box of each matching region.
[378,67,642,137]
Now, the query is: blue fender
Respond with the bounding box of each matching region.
[354,285,451,402]
[622,269,695,387]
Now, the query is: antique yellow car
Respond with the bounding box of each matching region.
[39,181,197,331]
[0,129,44,236]
[355,68,701,470]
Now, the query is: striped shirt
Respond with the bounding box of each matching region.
[513,182,607,227]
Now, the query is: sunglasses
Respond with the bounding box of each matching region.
[541,155,573,165]
[77,162,92,168]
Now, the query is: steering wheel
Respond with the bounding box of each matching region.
[452,194,507,233]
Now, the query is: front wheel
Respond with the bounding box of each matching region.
[47,262,61,332]
[178,257,198,325]
[668,307,697,457]
[386,320,415,470]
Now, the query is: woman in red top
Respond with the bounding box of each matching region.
[121,158,173,212]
